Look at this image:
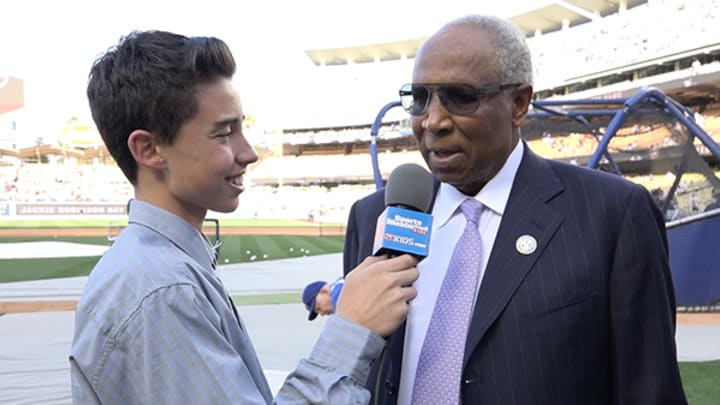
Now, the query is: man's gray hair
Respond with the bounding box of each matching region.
[442,14,534,86]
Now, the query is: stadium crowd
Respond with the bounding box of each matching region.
[530,0,719,88]
[2,109,719,222]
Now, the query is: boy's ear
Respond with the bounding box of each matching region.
[128,130,165,169]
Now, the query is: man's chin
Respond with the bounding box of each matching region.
[433,170,465,186]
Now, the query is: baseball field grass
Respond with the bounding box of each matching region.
[0,218,345,283]
[679,360,720,403]
[0,233,345,282]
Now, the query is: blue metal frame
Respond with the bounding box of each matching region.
[369,87,720,188]
[367,87,720,307]
[587,87,720,169]
[369,100,402,189]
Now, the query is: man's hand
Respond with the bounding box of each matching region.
[335,255,419,337]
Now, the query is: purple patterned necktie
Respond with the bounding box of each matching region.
[412,198,483,405]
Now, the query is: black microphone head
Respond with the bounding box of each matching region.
[385,163,434,212]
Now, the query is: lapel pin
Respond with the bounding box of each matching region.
[515,234,537,255]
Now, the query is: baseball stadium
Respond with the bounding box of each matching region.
[1,0,720,402]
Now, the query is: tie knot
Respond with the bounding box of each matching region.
[460,198,483,225]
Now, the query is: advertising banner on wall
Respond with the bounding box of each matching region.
[15,203,127,216]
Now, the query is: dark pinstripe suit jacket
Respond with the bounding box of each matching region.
[343,146,687,404]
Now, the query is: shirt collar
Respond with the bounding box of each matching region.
[433,140,524,227]
[127,199,216,270]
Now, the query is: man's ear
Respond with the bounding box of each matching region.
[128,130,165,170]
[511,84,533,128]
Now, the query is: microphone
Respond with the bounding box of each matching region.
[372,163,434,258]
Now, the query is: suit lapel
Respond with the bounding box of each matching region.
[464,148,565,364]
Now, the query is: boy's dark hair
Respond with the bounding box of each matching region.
[87,30,237,184]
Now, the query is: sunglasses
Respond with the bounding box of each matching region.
[399,82,521,116]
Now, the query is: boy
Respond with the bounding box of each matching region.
[69,30,418,404]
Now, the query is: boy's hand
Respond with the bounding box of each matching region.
[336,255,419,337]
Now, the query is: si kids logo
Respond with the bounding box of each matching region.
[386,213,430,237]
[384,233,414,244]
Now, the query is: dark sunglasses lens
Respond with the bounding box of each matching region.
[411,86,430,115]
[440,85,480,115]
[401,84,430,115]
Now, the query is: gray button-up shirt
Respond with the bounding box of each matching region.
[70,200,384,404]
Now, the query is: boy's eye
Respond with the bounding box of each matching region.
[213,120,241,138]
[216,126,235,138]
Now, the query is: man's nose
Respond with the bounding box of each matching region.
[423,93,453,135]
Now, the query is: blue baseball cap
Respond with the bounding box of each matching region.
[303,281,326,321]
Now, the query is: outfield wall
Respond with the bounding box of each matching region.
[0,200,352,223]
[0,202,127,219]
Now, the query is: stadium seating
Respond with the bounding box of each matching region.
[2,0,719,228]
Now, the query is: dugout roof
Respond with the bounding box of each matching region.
[304,0,649,66]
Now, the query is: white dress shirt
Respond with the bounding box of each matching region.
[396,140,525,405]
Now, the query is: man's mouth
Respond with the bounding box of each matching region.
[429,148,462,165]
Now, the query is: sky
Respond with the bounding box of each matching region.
[0,0,539,144]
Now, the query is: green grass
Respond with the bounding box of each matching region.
[217,234,344,264]
[0,257,101,282]
[679,360,720,404]
[230,292,301,305]
[0,234,344,283]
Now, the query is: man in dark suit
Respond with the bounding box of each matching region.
[343,14,686,404]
